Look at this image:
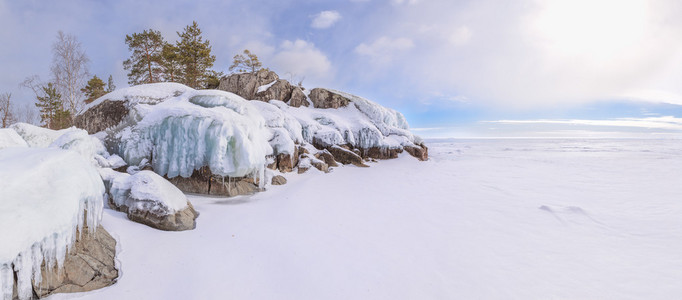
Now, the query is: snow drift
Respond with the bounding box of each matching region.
[0,148,104,300]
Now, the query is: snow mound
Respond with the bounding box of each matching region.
[0,148,104,300]
[9,123,118,168]
[0,128,28,149]
[10,123,78,148]
[102,169,188,213]
[106,87,271,183]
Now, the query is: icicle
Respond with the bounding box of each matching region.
[14,250,33,300]
[0,264,13,300]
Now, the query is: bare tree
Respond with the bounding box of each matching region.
[18,102,39,125]
[0,93,16,128]
[51,31,89,115]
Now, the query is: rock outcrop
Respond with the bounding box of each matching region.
[73,100,129,134]
[166,166,260,197]
[33,225,118,298]
[308,88,351,109]
[218,69,309,107]
[328,146,368,167]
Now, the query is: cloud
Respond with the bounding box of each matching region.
[488,116,682,130]
[311,10,342,29]
[354,37,414,63]
[448,26,472,46]
[271,40,332,83]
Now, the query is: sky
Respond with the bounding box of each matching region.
[1,0,682,137]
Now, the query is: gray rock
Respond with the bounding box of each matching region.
[73,100,129,134]
[218,69,278,100]
[308,88,351,109]
[288,87,309,107]
[315,150,339,167]
[33,225,118,298]
[404,144,429,161]
[328,145,368,167]
[271,175,287,185]
[120,201,199,232]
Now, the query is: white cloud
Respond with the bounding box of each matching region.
[311,10,342,29]
[354,37,414,63]
[488,116,682,131]
[272,40,332,82]
[449,26,472,46]
[392,0,421,5]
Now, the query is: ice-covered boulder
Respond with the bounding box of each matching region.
[74,83,194,134]
[101,169,199,231]
[0,147,114,300]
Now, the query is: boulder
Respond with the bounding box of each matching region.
[209,178,260,197]
[255,80,292,102]
[120,201,199,232]
[314,150,339,167]
[288,87,309,107]
[104,170,199,231]
[219,70,311,108]
[73,100,129,134]
[308,88,351,109]
[218,69,278,100]
[362,147,402,160]
[405,144,429,161]
[271,175,287,185]
[166,166,260,197]
[33,225,118,298]
[328,145,368,167]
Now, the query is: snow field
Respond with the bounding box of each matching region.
[50,139,682,299]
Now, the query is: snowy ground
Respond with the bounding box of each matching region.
[50,139,682,299]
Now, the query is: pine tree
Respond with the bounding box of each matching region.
[123,29,165,85]
[176,21,216,88]
[161,43,182,82]
[229,49,262,73]
[205,70,225,89]
[107,75,116,92]
[35,83,70,129]
[81,75,106,104]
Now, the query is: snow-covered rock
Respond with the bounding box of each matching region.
[100,169,198,231]
[74,74,427,196]
[0,128,28,149]
[0,147,107,300]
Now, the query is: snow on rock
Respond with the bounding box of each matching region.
[101,87,272,186]
[0,128,28,149]
[0,148,104,300]
[257,80,277,93]
[10,123,78,148]
[84,82,194,109]
[9,123,123,168]
[100,169,198,231]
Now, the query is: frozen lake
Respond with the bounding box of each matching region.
[54,139,682,299]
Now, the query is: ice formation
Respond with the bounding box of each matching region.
[100,169,188,213]
[0,128,28,149]
[96,85,273,183]
[0,148,104,300]
[80,82,423,190]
